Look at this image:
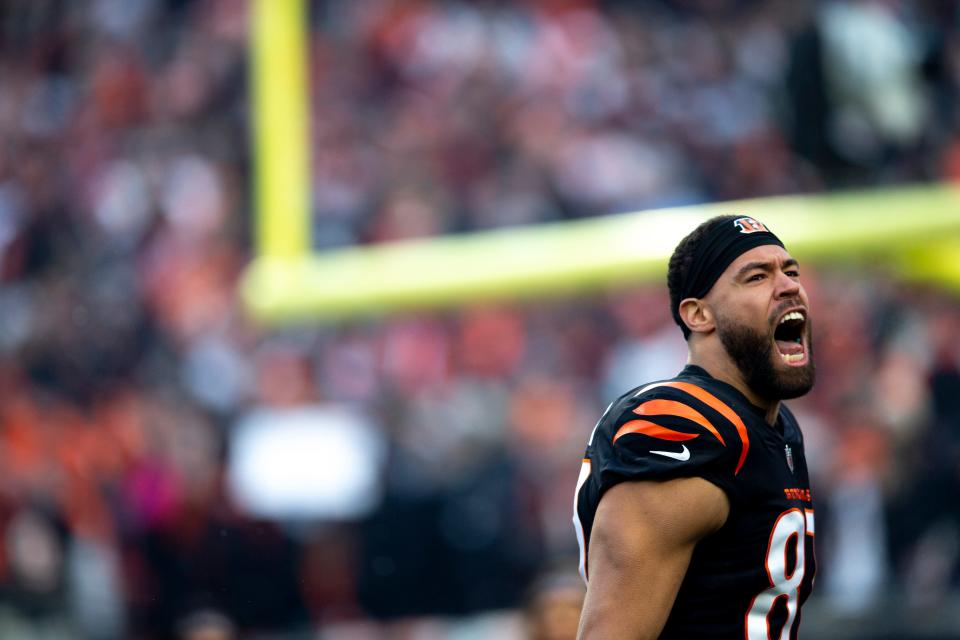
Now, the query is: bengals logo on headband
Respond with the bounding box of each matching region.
[733,217,770,234]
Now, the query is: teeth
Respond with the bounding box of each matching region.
[781,353,805,364]
[779,311,805,325]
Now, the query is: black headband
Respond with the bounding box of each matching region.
[676,216,785,337]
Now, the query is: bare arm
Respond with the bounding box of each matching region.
[577,476,730,640]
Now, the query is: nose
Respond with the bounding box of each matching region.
[774,270,801,299]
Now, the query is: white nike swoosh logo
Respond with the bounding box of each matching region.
[651,445,690,461]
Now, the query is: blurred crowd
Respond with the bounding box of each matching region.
[1,0,960,638]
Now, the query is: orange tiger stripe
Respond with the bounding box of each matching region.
[613,419,700,443]
[633,399,726,446]
[657,381,750,475]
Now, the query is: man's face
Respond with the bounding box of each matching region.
[707,245,814,401]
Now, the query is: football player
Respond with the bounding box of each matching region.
[574,215,816,639]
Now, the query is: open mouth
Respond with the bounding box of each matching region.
[773,309,807,366]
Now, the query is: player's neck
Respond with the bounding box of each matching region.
[687,352,781,425]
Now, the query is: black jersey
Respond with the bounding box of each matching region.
[574,365,816,640]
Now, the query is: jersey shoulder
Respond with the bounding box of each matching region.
[588,370,751,496]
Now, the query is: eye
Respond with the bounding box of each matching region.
[747,273,765,282]
[785,269,800,278]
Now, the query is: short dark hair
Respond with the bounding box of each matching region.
[667,215,738,340]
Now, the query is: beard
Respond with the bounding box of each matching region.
[715,313,815,402]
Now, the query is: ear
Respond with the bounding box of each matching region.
[678,298,715,335]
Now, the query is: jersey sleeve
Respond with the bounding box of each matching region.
[587,385,743,500]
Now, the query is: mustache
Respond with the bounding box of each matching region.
[769,300,807,325]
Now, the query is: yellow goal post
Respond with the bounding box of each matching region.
[243,0,960,325]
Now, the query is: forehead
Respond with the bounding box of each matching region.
[723,244,795,276]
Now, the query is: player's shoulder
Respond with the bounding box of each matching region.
[588,366,748,492]
[600,365,750,441]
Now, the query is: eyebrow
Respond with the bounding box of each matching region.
[735,258,799,279]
